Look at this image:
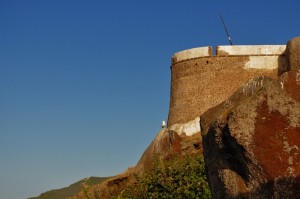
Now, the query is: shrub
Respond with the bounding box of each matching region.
[115,155,211,199]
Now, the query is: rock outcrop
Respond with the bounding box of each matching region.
[201,71,300,198]
[135,117,202,173]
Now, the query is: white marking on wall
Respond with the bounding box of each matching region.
[244,56,279,69]
[169,117,200,136]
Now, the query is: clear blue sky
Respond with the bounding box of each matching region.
[1,0,299,198]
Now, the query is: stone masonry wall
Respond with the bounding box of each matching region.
[168,45,287,126]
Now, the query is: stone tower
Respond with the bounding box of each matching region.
[168,45,287,126]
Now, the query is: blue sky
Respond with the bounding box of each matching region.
[1,0,300,198]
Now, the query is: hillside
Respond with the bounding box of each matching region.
[28,176,108,199]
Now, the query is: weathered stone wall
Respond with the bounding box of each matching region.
[168,45,287,126]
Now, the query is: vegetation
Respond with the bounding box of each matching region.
[115,155,211,199]
[28,176,108,199]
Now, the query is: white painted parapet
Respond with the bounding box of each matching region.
[172,45,287,70]
[216,45,286,56]
[172,47,212,64]
[217,45,286,70]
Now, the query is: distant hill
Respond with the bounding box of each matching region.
[28,176,108,199]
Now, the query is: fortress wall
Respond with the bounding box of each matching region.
[168,45,287,126]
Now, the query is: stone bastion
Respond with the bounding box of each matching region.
[168,45,287,126]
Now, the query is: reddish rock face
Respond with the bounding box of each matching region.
[201,72,300,198]
[135,128,202,174]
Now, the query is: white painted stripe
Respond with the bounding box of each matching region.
[245,56,280,69]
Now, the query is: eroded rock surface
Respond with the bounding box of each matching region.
[286,36,300,72]
[135,117,202,173]
[201,71,300,198]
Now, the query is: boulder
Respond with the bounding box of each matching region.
[201,71,300,198]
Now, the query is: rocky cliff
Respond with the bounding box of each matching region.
[201,36,300,198]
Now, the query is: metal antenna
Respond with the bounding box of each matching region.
[219,12,233,45]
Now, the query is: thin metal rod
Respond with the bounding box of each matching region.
[219,12,233,45]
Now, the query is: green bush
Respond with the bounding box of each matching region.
[116,155,211,199]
